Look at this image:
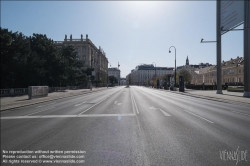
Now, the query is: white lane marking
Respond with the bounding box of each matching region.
[157,108,171,116]
[1,114,136,119]
[149,106,171,116]
[37,102,56,108]
[77,98,107,115]
[138,89,214,124]
[1,116,42,119]
[25,107,55,116]
[130,93,136,114]
[230,110,250,117]
[78,114,135,117]
[75,101,86,107]
[183,109,214,124]
[132,94,139,114]
[41,115,76,118]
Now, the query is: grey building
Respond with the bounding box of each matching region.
[127,64,174,85]
[108,67,121,84]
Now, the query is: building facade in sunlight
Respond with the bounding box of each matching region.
[191,57,244,85]
[126,64,174,85]
[177,56,212,74]
[108,67,121,84]
[54,34,109,84]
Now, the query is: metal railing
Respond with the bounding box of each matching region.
[0,85,93,97]
[0,88,28,97]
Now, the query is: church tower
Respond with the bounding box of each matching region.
[186,56,189,65]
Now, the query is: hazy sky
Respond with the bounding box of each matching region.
[1,1,244,78]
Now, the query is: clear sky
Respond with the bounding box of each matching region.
[1,1,244,78]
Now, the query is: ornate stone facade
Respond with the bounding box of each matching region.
[54,34,109,84]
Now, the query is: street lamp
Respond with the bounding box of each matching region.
[169,46,176,87]
[200,38,217,43]
[89,75,92,91]
[107,62,111,88]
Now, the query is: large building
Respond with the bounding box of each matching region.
[126,64,174,85]
[108,67,121,84]
[177,56,212,74]
[191,56,244,85]
[54,34,108,84]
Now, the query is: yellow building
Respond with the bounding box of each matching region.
[192,57,244,85]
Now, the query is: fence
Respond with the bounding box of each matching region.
[0,88,28,97]
[49,87,68,93]
[0,85,96,97]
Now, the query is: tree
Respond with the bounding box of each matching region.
[59,45,85,86]
[28,33,60,86]
[0,28,31,88]
[1,28,87,88]
[108,76,118,85]
[177,69,192,84]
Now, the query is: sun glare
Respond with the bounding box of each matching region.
[128,1,158,13]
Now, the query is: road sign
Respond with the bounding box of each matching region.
[221,0,244,35]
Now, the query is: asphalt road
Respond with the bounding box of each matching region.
[1,86,250,166]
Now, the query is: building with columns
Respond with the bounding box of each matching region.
[126,64,174,85]
[54,34,109,85]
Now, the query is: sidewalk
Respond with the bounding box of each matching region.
[0,87,108,111]
[169,89,250,105]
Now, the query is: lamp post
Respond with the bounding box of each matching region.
[107,62,111,88]
[169,46,176,87]
[118,62,120,86]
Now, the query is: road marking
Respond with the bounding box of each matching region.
[1,114,136,119]
[78,114,135,117]
[37,102,56,108]
[149,106,171,116]
[75,101,86,107]
[77,98,107,115]
[130,93,136,114]
[131,93,139,114]
[1,116,42,119]
[138,89,214,124]
[25,107,55,116]
[230,110,250,117]
[158,108,171,116]
[183,110,214,124]
[114,101,122,105]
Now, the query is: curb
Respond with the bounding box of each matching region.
[147,87,250,105]
[0,88,108,112]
